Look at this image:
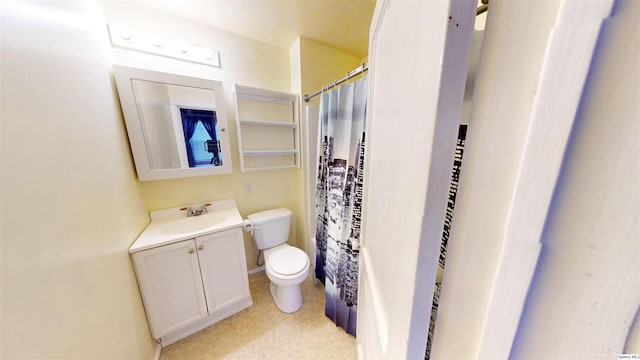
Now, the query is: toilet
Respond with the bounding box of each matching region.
[246,208,310,313]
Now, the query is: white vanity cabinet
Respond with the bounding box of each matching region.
[196,229,252,313]
[131,225,252,346]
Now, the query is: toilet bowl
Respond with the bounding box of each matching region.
[264,244,310,313]
[246,208,310,313]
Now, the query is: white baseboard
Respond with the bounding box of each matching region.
[248,265,265,275]
[153,343,162,360]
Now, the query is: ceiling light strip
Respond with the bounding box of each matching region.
[108,24,220,68]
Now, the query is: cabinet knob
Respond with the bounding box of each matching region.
[197,244,204,251]
[188,248,195,254]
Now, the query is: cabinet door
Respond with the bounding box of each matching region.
[196,228,251,312]
[132,240,208,339]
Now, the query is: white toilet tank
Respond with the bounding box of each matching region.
[247,208,292,250]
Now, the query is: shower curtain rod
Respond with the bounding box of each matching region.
[303,63,368,102]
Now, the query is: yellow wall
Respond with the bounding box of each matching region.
[1,2,156,358]
[299,38,364,102]
[105,4,366,267]
[290,37,362,252]
[0,2,367,358]
[103,2,298,272]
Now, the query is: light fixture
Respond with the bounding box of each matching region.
[108,24,220,68]
[150,34,163,48]
[119,26,132,40]
[178,41,190,54]
[201,48,215,60]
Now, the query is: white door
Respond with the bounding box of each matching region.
[357,0,475,358]
[196,228,250,312]
[132,239,208,339]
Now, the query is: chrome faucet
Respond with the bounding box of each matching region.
[186,205,208,217]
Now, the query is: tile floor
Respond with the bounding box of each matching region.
[160,271,357,359]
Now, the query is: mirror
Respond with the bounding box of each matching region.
[113,65,232,180]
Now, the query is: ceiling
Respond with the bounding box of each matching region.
[131,0,376,59]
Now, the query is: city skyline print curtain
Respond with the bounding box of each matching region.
[315,75,368,337]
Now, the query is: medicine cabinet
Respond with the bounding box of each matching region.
[113,66,232,180]
[233,84,300,172]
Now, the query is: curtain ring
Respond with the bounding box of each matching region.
[360,62,367,78]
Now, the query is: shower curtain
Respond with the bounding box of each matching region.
[315,76,368,336]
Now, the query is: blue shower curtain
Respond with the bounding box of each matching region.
[315,76,368,336]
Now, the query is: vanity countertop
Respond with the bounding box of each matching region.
[129,198,244,253]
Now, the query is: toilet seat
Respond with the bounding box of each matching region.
[267,247,309,276]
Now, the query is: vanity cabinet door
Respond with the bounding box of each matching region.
[131,239,208,339]
[196,228,251,312]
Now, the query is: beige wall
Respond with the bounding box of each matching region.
[1,2,155,358]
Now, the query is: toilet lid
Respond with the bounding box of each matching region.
[268,247,308,276]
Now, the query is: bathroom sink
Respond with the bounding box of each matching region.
[161,213,227,235]
[129,198,244,253]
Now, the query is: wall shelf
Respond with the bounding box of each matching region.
[242,150,299,157]
[240,165,299,172]
[233,84,299,172]
[236,93,291,105]
[239,120,298,128]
